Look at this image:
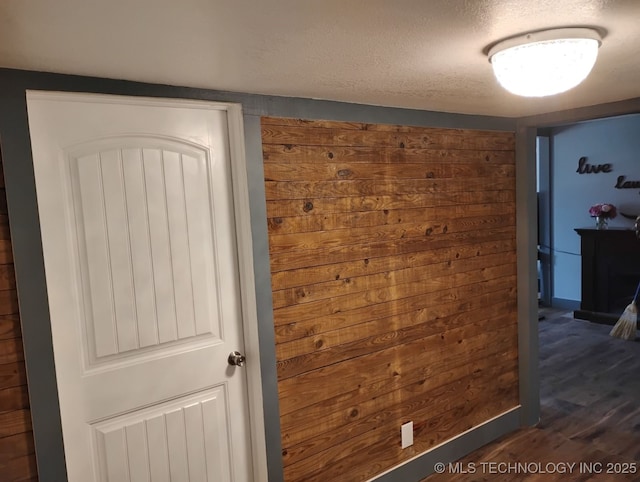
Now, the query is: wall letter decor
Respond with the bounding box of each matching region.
[576,156,613,174]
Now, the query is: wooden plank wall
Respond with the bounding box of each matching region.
[261,117,519,482]
[0,155,38,481]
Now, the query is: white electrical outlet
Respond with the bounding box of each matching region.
[401,421,413,448]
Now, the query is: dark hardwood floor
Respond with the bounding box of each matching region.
[423,308,640,481]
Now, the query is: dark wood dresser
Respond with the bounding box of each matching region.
[574,228,640,324]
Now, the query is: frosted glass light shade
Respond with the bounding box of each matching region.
[488,28,601,97]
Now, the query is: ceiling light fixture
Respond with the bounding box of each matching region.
[488,27,602,97]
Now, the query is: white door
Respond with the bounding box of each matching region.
[26,91,262,482]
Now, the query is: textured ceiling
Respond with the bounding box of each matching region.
[1,0,639,117]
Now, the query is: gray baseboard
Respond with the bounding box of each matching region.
[369,407,521,482]
[551,298,580,310]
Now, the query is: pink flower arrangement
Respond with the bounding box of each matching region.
[589,203,617,219]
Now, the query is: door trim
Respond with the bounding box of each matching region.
[224,102,269,481]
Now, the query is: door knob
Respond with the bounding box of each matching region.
[228,351,246,367]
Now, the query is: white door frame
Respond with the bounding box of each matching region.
[222,101,269,481]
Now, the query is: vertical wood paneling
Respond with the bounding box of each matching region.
[143,148,179,344]
[100,150,139,353]
[122,148,159,348]
[125,422,150,482]
[76,153,120,357]
[95,392,226,482]
[163,151,196,339]
[184,403,207,481]
[0,152,37,481]
[146,415,170,482]
[165,409,190,481]
[202,396,231,482]
[182,154,217,337]
[261,117,519,482]
[103,430,129,482]
[71,144,219,364]
[102,430,131,482]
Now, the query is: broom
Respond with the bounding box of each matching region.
[610,281,640,340]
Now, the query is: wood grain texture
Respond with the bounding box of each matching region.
[271,238,516,290]
[261,125,515,151]
[0,453,37,482]
[0,362,27,390]
[0,291,18,317]
[423,309,640,482]
[0,410,31,439]
[0,240,14,266]
[0,315,21,341]
[0,154,36,481]
[261,117,518,482]
[262,144,515,164]
[0,432,35,463]
[280,345,519,463]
